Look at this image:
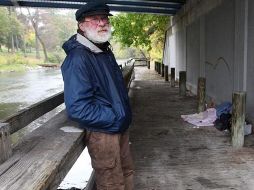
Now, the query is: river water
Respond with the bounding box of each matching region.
[0,59,128,189]
[0,68,63,120]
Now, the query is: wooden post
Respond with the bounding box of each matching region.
[179,71,186,96]
[0,123,12,164]
[158,62,161,74]
[197,77,206,112]
[165,65,169,81]
[147,60,150,69]
[231,92,246,148]
[171,68,175,87]
[161,64,164,77]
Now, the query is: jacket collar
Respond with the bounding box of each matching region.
[76,33,103,53]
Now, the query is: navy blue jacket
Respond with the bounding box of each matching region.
[61,34,132,134]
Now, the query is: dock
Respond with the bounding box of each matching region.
[130,67,254,189]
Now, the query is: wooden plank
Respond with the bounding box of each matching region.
[170,67,175,87]
[161,64,164,77]
[147,60,150,69]
[3,92,64,135]
[122,64,135,89]
[158,62,161,75]
[179,71,186,96]
[84,171,96,190]
[130,67,254,189]
[231,91,246,148]
[0,123,12,164]
[165,65,169,81]
[0,111,86,190]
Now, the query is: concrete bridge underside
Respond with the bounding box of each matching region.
[130,66,254,189]
[164,0,254,122]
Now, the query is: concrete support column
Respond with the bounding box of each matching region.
[231,91,246,148]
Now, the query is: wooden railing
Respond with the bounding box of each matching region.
[0,59,135,190]
[3,92,64,135]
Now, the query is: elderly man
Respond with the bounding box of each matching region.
[61,2,134,190]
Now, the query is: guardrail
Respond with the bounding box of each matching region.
[132,57,149,67]
[0,58,135,190]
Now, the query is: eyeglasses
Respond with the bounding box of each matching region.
[84,16,109,25]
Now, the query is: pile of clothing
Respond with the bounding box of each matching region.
[181,102,252,135]
[181,108,217,127]
[213,102,232,131]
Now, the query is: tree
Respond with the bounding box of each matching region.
[7,8,24,52]
[110,13,170,60]
[0,7,23,52]
[27,8,49,61]
[16,9,34,54]
[0,8,9,51]
[39,9,76,51]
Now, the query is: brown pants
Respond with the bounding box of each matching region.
[86,131,135,190]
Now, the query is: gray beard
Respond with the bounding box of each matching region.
[84,26,112,44]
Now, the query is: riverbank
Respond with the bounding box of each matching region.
[0,52,61,72]
[0,52,130,73]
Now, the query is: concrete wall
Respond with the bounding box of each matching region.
[175,28,186,78]
[165,0,254,120]
[186,19,200,92]
[205,0,234,102]
[163,31,170,67]
[247,0,254,118]
[164,28,186,78]
[163,30,176,74]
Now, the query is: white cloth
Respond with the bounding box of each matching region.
[181,108,217,127]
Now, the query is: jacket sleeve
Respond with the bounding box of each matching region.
[61,52,116,129]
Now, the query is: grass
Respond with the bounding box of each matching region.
[0,53,42,72]
[0,50,64,72]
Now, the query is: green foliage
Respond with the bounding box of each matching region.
[111,40,143,59]
[0,8,11,46]
[0,7,24,50]
[6,55,27,65]
[110,13,170,59]
[47,51,65,64]
[0,8,77,71]
[0,53,42,72]
[25,32,36,49]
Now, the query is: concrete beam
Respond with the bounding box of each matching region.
[171,0,227,33]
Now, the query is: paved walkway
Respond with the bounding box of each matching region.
[129,66,254,190]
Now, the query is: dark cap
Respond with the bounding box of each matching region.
[75,2,113,21]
